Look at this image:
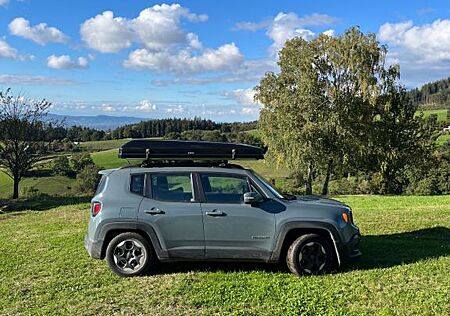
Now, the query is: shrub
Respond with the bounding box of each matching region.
[74,164,101,195]
[52,156,72,176]
[70,153,94,173]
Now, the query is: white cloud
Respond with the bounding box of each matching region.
[101,104,116,112]
[187,32,202,49]
[80,11,133,53]
[166,104,185,114]
[80,4,208,53]
[0,0,9,7]
[47,55,89,69]
[0,74,77,85]
[377,19,450,86]
[268,12,319,51]
[9,17,69,45]
[0,39,18,59]
[136,100,157,111]
[124,42,243,74]
[379,19,450,63]
[223,88,260,106]
[234,20,271,32]
[241,107,260,115]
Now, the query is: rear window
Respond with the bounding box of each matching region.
[150,173,193,202]
[130,174,145,196]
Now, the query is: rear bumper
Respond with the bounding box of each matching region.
[84,234,103,259]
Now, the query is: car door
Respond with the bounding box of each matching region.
[138,172,204,259]
[198,172,276,260]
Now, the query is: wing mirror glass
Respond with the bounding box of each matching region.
[243,192,263,205]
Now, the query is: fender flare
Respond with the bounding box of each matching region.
[96,220,168,260]
[271,221,343,266]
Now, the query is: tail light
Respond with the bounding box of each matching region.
[92,202,102,217]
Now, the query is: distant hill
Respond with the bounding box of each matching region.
[46,114,145,130]
[408,77,450,109]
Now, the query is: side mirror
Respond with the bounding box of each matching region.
[243,192,263,205]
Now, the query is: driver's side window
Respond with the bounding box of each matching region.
[200,174,249,204]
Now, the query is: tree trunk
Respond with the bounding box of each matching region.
[13,176,20,199]
[305,163,314,195]
[321,159,333,196]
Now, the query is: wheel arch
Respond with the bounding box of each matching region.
[271,222,342,267]
[98,221,167,260]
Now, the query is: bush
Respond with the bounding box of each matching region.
[70,153,94,173]
[74,164,101,195]
[52,156,72,176]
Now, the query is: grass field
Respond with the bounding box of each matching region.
[0,169,77,199]
[0,195,449,315]
[418,108,449,122]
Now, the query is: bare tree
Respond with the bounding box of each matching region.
[0,88,51,199]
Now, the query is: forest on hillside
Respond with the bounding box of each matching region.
[407,77,450,109]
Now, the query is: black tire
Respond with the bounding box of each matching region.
[106,232,154,277]
[286,234,334,276]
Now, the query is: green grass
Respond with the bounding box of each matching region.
[417,108,449,122]
[437,133,450,147]
[0,169,77,199]
[0,195,449,315]
[79,138,132,151]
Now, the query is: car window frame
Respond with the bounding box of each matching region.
[145,172,198,203]
[129,173,146,196]
[196,172,260,205]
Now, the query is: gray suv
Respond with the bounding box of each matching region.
[85,162,361,277]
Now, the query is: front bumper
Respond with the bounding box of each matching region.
[339,231,362,263]
[84,234,103,259]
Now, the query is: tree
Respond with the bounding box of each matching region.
[75,164,101,195]
[372,76,436,194]
[255,28,386,195]
[0,89,51,199]
[70,153,94,173]
[52,156,72,176]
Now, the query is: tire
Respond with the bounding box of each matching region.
[286,234,334,276]
[106,232,153,277]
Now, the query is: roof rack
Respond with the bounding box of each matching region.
[120,160,246,170]
[118,139,265,161]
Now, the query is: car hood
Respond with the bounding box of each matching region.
[287,195,347,208]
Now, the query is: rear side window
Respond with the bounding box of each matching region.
[150,173,193,202]
[130,174,145,195]
[200,174,249,204]
[95,175,107,195]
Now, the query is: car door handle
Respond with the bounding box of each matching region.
[205,209,225,217]
[145,207,165,215]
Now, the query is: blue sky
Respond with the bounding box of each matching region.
[1,0,450,121]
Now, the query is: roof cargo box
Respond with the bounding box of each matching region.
[118,139,265,160]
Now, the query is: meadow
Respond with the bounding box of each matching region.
[0,195,449,315]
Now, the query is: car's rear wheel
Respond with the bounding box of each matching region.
[106,232,153,277]
[286,234,334,276]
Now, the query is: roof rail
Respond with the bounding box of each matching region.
[120,160,246,170]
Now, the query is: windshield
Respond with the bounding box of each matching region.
[251,171,285,199]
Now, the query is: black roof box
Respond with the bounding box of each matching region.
[119,139,265,160]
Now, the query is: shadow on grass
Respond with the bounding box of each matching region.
[348,227,450,271]
[0,195,91,213]
[148,227,450,275]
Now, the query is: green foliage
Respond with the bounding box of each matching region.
[70,153,94,173]
[0,196,449,315]
[52,156,72,176]
[74,164,101,195]
[256,27,435,195]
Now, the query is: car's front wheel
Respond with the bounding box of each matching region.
[106,232,153,277]
[286,234,334,276]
